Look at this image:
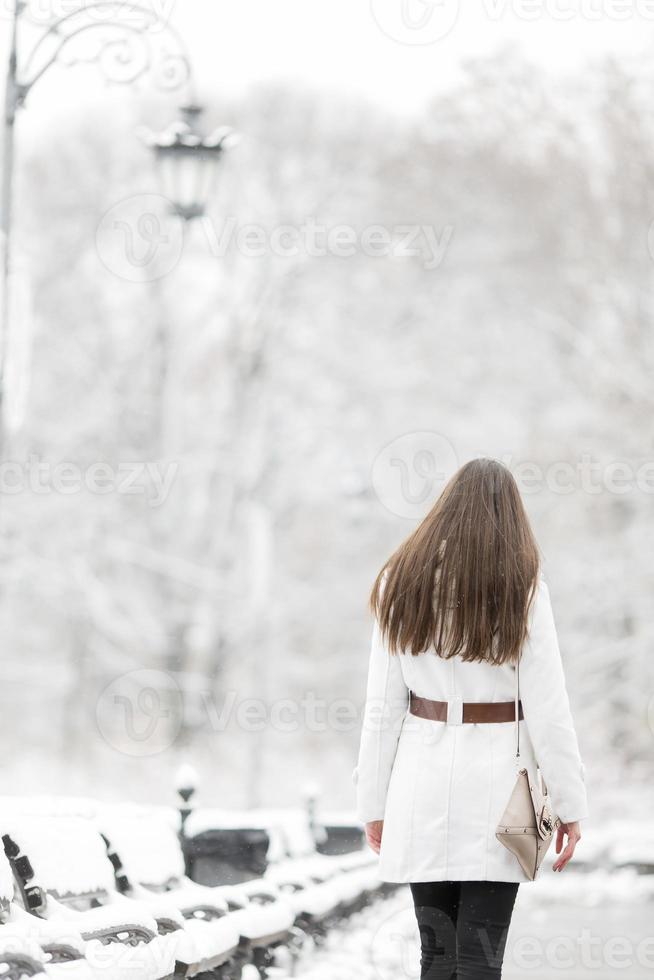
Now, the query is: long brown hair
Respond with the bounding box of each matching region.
[370,458,540,664]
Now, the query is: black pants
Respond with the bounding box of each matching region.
[410,880,519,980]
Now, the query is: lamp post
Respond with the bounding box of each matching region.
[142,104,235,461]
[175,762,199,837]
[146,104,236,222]
[0,1,231,444]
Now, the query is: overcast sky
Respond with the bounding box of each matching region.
[171,0,654,113]
[1,1,653,120]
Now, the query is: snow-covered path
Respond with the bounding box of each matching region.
[295,881,654,979]
[295,888,416,980]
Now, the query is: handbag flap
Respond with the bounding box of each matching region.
[527,770,556,841]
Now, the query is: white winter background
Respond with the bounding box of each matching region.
[0,3,653,833]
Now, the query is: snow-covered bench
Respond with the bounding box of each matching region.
[0,798,213,980]
[0,847,44,980]
[0,923,47,980]
[96,804,296,979]
[0,795,386,980]
[184,808,381,939]
[0,835,95,980]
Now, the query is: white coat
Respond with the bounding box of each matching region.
[353,580,588,884]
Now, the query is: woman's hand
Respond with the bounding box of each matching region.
[552,821,581,872]
[365,820,384,854]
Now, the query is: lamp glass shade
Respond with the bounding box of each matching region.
[156,144,223,220]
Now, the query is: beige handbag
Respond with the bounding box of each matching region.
[495,655,560,880]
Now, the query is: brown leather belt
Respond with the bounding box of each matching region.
[410,691,524,725]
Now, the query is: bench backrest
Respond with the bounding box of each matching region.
[1,800,115,905]
[97,805,185,890]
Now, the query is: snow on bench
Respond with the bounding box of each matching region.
[184,807,380,931]
[0,798,200,980]
[0,796,387,980]
[0,844,94,980]
[96,802,293,967]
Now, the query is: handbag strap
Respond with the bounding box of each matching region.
[514,652,521,762]
[514,654,550,797]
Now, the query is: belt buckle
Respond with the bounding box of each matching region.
[447,696,463,726]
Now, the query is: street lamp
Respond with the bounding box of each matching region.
[146,104,236,222]
[175,761,199,838]
[0,0,204,442]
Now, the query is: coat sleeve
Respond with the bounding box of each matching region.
[519,580,589,823]
[353,619,409,823]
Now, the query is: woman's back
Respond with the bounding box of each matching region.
[355,578,587,883]
[355,458,588,978]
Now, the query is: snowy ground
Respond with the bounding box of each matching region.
[295,879,654,979]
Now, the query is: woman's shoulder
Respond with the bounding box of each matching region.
[526,577,553,632]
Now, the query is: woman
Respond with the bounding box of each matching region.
[354,458,588,980]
